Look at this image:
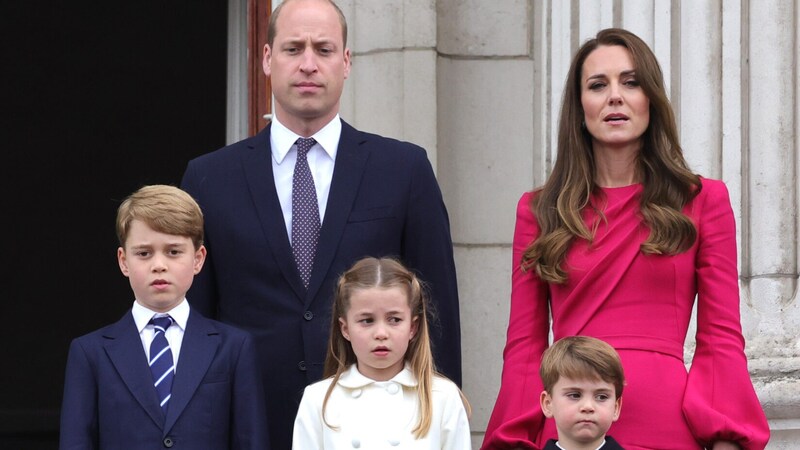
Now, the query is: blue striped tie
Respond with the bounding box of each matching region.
[149,316,175,415]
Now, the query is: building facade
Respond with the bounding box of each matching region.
[230,1,800,447]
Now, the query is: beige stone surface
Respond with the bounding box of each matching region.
[437,58,535,244]
[437,0,529,56]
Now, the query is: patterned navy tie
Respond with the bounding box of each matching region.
[292,137,321,288]
[149,316,175,415]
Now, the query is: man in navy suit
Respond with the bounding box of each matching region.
[180,0,461,448]
[59,185,269,450]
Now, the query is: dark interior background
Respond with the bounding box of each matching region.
[1,2,229,448]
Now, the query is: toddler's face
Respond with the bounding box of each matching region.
[540,375,621,448]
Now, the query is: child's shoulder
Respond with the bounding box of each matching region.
[431,374,462,396]
[188,311,253,341]
[302,375,337,398]
[71,311,132,343]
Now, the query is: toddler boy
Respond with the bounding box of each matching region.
[539,336,625,450]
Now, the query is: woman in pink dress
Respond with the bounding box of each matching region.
[481,28,769,450]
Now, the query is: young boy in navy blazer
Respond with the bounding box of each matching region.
[59,185,269,450]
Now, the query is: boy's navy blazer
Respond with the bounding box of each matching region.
[181,119,461,449]
[543,436,625,449]
[59,309,269,450]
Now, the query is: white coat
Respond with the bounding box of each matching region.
[292,364,471,449]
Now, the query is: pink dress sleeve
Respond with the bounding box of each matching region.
[481,192,550,450]
[682,179,770,449]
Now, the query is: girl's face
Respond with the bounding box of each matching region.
[339,286,418,381]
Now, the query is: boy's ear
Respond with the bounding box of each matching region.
[117,247,129,277]
[193,245,207,274]
[540,390,554,418]
[339,317,350,341]
[613,396,622,421]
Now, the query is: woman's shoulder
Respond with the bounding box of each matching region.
[694,176,731,202]
[516,189,541,216]
[518,189,540,204]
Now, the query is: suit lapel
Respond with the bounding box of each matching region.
[240,125,308,300]
[104,311,164,429]
[163,310,220,433]
[305,121,369,305]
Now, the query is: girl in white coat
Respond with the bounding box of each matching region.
[292,257,472,449]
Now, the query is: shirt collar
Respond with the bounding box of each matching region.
[337,363,418,389]
[131,299,190,333]
[555,440,608,450]
[270,114,341,164]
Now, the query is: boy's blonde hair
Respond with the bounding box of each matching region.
[322,257,468,438]
[116,185,204,249]
[540,336,625,398]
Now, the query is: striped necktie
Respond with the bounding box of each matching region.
[149,316,175,415]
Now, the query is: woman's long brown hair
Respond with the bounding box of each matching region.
[522,28,701,283]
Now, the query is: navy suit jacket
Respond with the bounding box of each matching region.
[59,309,269,450]
[180,120,461,450]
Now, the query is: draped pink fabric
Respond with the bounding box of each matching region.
[482,178,769,450]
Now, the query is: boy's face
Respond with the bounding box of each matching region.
[540,375,621,449]
[117,219,206,313]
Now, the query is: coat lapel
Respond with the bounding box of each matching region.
[305,120,369,305]
[163,310,220,433]
[104,311,164,429]
[240,125,308,300]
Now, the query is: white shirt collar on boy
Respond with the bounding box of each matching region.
[132,298,189,371]
[555,440,608,450]
[269,114,341,243]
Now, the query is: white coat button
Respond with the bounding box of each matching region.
[351,388,362,398]
[386,383,400,394]
[388,438,401,446]
[351,438,361,448]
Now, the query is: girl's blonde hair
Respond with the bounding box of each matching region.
[322,257,468,438]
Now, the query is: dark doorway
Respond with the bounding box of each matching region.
[1,2,228,447]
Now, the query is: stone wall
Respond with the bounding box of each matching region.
[239,1,800,447]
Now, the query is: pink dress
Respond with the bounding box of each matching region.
[482,178,769,450]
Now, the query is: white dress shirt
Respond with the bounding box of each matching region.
[270,114,341,244]
[293,364,471,449]
[131,299,190,371]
